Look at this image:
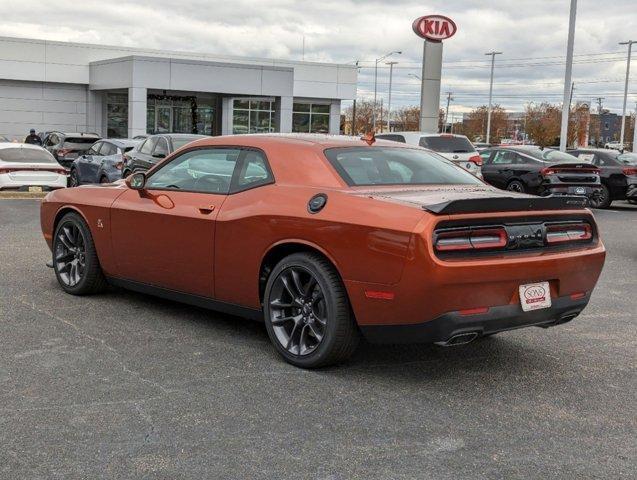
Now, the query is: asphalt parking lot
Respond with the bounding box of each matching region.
[0,199,635,479]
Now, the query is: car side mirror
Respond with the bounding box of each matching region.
[126,172,146,190]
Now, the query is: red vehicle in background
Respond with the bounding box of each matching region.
[40,134,605,368]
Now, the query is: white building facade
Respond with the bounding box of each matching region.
[0,36,357,140]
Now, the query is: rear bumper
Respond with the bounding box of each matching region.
[360,294,588,344]
[626,183,637,199]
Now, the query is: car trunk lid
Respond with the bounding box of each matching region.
[351,185,588,214]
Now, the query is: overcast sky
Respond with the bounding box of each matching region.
[1,0,636,115]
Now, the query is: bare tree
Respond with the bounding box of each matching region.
[524,103,561,147]
[343,100,375,135]
[392,106,420,131]
[464,105,508,143]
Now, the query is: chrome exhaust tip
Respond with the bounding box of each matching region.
[435,331,480,347]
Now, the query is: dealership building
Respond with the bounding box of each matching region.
[0,36,357,140]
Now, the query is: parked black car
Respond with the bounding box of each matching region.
[69,139,142,186]
[122,134,207,176]
[42,132,101,168]
[480,146,602,202]
[568,148,637,208]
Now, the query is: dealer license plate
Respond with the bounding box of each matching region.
[28,186,43,193]
[519,282,551,312]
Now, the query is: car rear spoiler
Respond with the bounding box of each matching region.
[422,195,588,215]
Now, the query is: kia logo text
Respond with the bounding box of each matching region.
[412,15,457,42]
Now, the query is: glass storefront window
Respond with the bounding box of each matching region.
[292,102,331,133]
[106,93,128,138]
[146,94,215,135]
[232,99,275,134]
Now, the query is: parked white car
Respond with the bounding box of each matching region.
[0,143,68,192]
[604,141,624,151]
[376,132,483,177]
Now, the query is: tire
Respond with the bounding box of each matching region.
[589,184,611,209]
[52,212,108,295]
[627,199,637,205]
[263,252,359,368]
[99,176,110,184]
[506,180,525,193]
[122,169,131,178]
[68,169,80,187]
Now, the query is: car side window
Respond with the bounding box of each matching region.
[492,151,516,164]
[98,142,113,156]
[146,148,241,194]
[140,138,157,155]
[153,138,169,157]
[480,151,493,164]
[234,150,273,191]
[48,134,59,146]
[87,142,102,156]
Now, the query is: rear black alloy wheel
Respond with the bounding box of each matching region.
[269,266,327,356]
[506,180,525,193]
[53,213,107,295]
[69,169,80,187]
[264,253,359,368]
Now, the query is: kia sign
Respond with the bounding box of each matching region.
[412,15,457,42]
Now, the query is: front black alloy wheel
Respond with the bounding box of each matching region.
[53,213,107,295]
[264,253,359,368]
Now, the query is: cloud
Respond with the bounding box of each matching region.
[0,0,635,113]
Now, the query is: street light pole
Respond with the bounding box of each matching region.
[386,61,398,133]
[373,51,401,132]
[559,0,577,151]
[444,92,453,133]
[485,51,503,144]
[619,40,636,150]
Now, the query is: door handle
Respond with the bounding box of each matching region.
[198,205,215,214]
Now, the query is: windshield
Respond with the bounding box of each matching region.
[617,153,637,165]
[520,148,581,163]
[324,147,483,187]
[419,136,476,153]
[0,147,57,163]
[171,137,204,150]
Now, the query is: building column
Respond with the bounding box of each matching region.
[127,87,147,138]
[275,96,293,133]
[221,97,233,135]
[329,99,341,135]
[86,90,104,136]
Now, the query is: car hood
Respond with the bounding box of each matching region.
[350,185,588,214]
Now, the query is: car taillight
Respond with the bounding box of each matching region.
[622,167,637,176]
[435,227,507,251]
[541,167,556,176]
[0,168,13,174]
[468,154,483,166]
[545,223,592,244]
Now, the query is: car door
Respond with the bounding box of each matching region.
[479,150,497,185]
[132,137,158,173]
[79,142,103,182]
[485,150,516,189]
[110,147,243,298]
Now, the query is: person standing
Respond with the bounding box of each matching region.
[24,129,42,145]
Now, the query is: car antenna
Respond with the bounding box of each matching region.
[361,130,376,146]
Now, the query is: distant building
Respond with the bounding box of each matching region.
[588,111,628,146]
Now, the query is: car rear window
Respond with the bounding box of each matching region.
[419,136,475,153]
[377,134,406,143]
[521,148,580,163]
[64,137,99,145]
[0,147,56,163]
[171,137,203,150]
[617,153,637,165]
[324,147,483,186]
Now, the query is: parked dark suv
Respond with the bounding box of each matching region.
[42,132,101,168]
[122,134,207,177]
[568,148,637,208]
[480,146,602,202]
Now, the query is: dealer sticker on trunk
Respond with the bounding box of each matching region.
[519,282,551,312]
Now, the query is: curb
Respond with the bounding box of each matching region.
[0,192,47,199]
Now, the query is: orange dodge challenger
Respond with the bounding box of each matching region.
[41,134,606,368]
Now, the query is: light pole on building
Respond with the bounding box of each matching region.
[559,0,577,151]
[485,51,503,144]
[385,61,398,133]
[373,51,401,131]
[444,91,453,133]
[619,40,636,150]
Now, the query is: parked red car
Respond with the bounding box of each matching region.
[40,134,606,368]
